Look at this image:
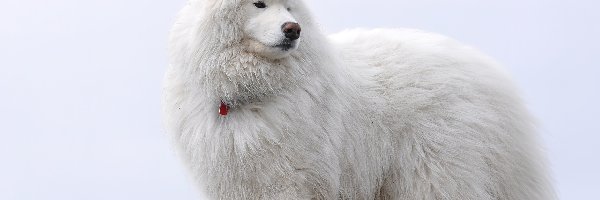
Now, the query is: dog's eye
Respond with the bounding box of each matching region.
[253,1,267,8]
[287,7,291,11]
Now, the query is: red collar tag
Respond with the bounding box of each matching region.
[219,102,229,116]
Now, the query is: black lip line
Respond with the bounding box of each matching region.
[272,40,297,51]
[274,43,294,51]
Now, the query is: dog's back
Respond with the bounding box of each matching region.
[329,28,555,199]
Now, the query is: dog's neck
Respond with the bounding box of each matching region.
[190,45,321,108]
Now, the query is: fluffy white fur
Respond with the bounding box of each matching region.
[163,0,555,199]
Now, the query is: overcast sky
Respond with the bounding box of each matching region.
[1,0,598,199]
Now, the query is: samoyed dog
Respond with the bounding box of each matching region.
[163,0,554,199]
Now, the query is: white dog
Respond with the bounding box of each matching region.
[163,0,555,199]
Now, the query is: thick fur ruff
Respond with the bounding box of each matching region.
[163,0,555,199]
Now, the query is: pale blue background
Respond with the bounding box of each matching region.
[1,0,598,199]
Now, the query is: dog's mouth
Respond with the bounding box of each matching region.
[243,37,299,59]
[272,39,297,51]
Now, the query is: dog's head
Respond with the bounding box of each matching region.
[242,0,302,59]
[182,0,309,60]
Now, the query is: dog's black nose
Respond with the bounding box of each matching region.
[282,22,301,41]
